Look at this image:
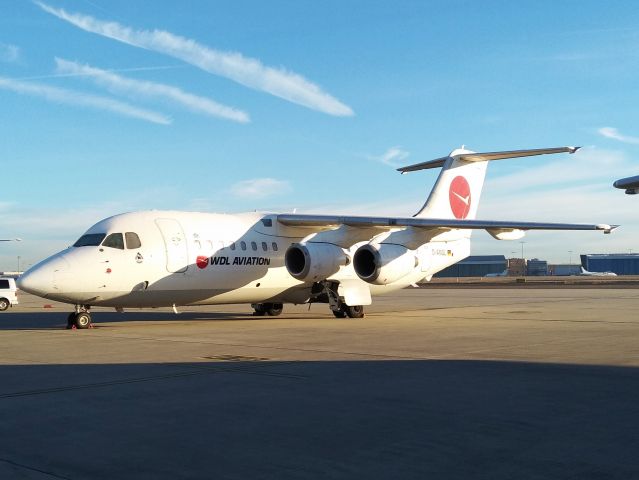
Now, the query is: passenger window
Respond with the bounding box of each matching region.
[272,242,278,252]
[230,242,236,251]
[262,242,268,251]
[125,232,141,249]
[240,241,247,251]
[102,233,125,250]
[251,241,257,251]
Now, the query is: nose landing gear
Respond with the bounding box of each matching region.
[67,305,93,329]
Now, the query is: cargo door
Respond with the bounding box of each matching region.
[155,218,189,273]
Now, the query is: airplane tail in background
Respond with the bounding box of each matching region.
[397,146,580,220]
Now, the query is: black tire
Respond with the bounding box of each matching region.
[0,298,9,311]
[332,308,347,318]
[252,304,266,316]
[75,312,92,329]
[266,303,283,316]
[345,305,364,318]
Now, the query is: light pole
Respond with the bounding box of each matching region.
[568,250,573,265]
[520,241,526,260]
[17,256,21,273]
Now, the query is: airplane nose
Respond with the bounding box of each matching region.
[17,256,70,298]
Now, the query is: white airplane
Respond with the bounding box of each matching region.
[613,175,639,194]
[484,270,508,278]
[579,266,617,277]
[18,146,616,329]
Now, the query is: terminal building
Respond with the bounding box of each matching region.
[435,255,507,278]
[433,252,639,278]
[526,258,548,276]
[580,253,639,275]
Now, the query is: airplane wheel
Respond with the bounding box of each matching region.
[252,304,266,316]
[345,305,364,318]
[75,312,92,329]
[332,308,347,318]
[266,303,283,316]
[0,298,9,311]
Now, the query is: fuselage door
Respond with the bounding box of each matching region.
[155,218,189,273]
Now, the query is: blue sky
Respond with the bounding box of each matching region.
[2,0,639,270]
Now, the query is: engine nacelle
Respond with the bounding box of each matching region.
[353,243,418,285]
[285,242,348,282]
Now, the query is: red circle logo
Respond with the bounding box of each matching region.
[449,176,471,219]
[196,256,209,269]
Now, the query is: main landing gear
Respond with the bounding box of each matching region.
[332,304,365,319]
[67,305,92,329]
[252,303,284,316]
[321,281,365,319]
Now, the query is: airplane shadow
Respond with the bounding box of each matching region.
[0,359,638,479]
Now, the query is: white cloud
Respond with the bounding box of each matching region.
[597,127,639,145]
[373,146,410,167]
[36,2,354,117]
[0,75,171,124]
[230,178,292,199]
[55,57,250,123]
[0,42,20,63]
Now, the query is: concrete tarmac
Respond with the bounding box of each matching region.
[1,288,639,479]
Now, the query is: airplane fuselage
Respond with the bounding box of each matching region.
[22,210,468,309]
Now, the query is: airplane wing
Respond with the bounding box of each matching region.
[277,214,616,234]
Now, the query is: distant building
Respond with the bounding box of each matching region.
[507,258,526,276]
[548,264,581,276]
[435,255,507,278]
[580,253,639,275]
[526,258,548,276]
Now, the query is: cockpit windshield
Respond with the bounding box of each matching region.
[102,233,125,250]
[73,233,107,247]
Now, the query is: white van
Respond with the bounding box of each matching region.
[0,277,18,311]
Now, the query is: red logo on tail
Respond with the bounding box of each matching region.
[449,176,471,219]
[196,256,209,269]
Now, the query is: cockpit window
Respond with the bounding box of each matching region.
[102,233,125,250]
[125,232,142,249]
[73,233,107,247]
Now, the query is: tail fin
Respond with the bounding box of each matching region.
[397,146,579,219]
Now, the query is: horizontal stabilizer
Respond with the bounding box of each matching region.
[397,146,580,174]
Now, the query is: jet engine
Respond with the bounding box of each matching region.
[353,243,418,285]
[285,242,348,282]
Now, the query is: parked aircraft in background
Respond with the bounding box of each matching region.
[0,239,21,242]
[484,270,508,277]
[579,266,617,277]
[613,175,639,194]
[18,146,616,329]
